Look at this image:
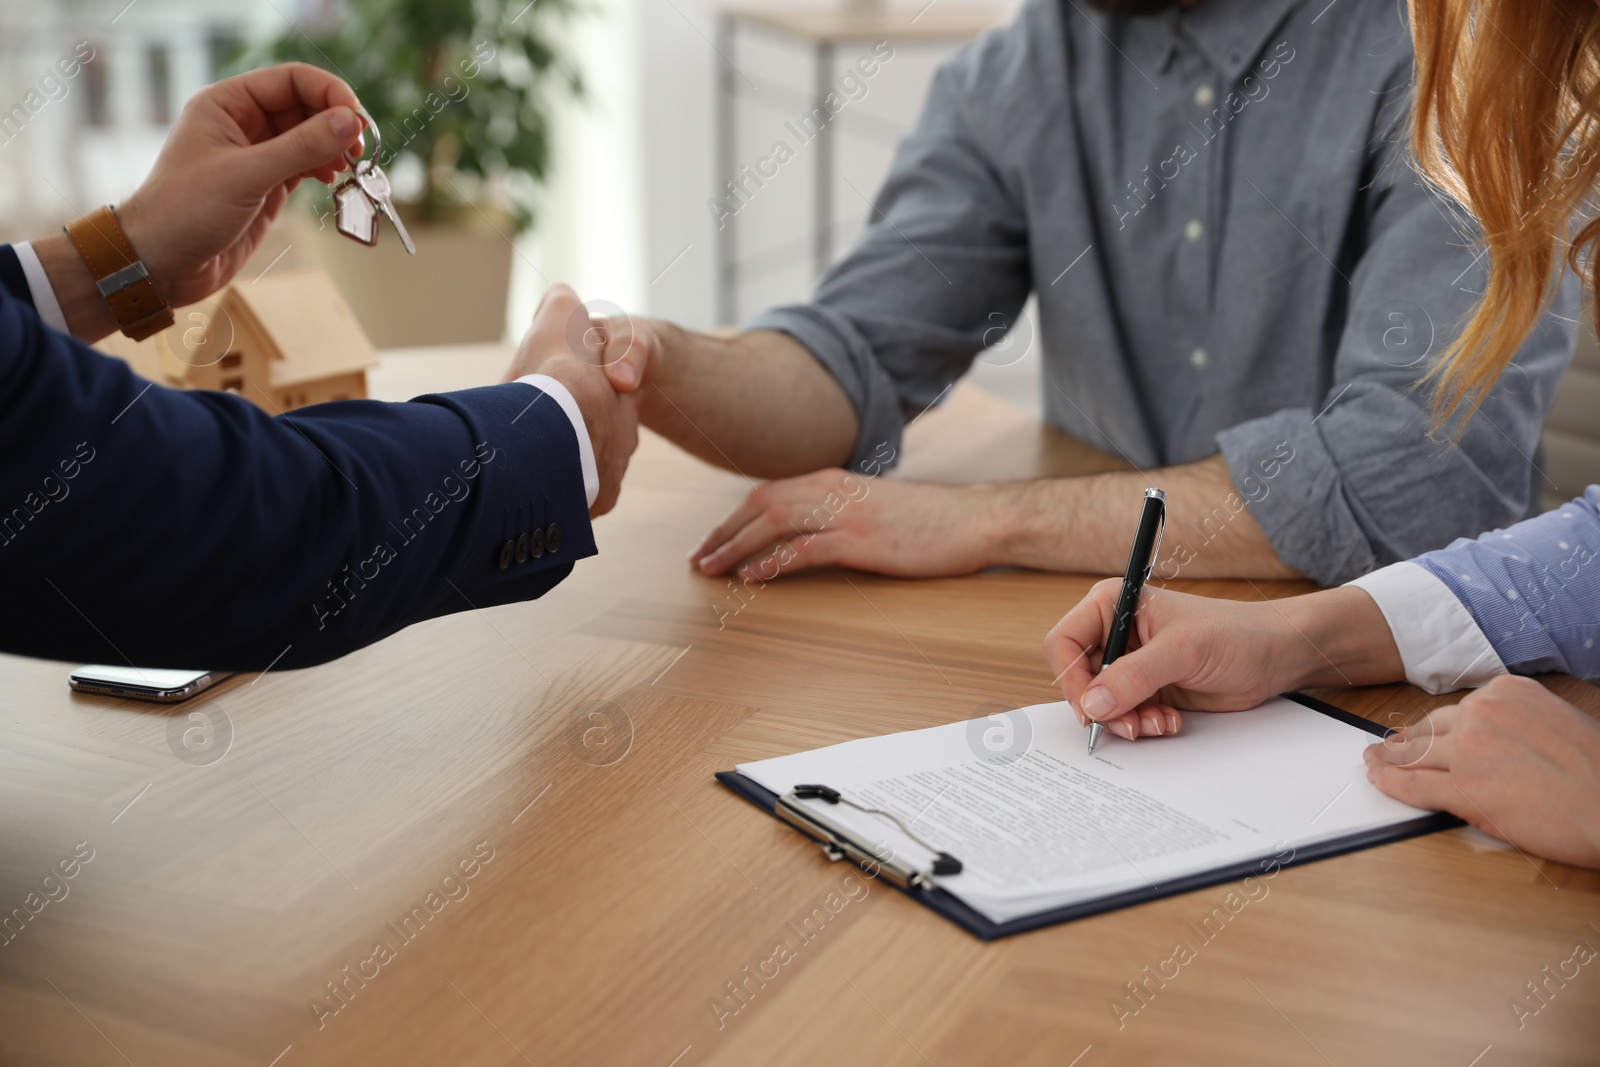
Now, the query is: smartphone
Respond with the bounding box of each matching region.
[68,665,233,703]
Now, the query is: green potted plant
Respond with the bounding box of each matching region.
[239,0,581,346]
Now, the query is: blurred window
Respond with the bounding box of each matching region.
[207,29,242,83]
[146,44,172,125]
[83,46,110,128]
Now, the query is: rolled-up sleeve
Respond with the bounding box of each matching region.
[744,44,1032,473]
[1218,108,1577,586]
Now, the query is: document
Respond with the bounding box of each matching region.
[736,697,1432,923]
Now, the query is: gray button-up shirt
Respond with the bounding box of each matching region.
[745,0,1577,586]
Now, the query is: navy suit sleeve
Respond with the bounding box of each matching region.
[0,245,33,308]
[0,287,595,671]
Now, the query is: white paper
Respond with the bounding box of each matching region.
[737,698,1432,923]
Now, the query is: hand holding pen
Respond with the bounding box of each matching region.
[1043,499,1366,741]
[1047,488,1170,751]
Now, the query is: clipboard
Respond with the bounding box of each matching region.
[715,693,1462,941]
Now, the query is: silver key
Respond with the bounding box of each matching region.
[335,105,417,255]
[354,160,416,255]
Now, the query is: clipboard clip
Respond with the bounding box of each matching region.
[776,784,963,891]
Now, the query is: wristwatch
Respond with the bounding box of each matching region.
[63,205,175,341]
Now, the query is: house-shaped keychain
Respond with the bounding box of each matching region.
[334,181,381,246]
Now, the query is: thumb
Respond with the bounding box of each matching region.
[244,105,363,190]
[1078,639,1189,723]
[603,317,657,392]
[529,283,587,355]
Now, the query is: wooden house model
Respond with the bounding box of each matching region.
[96,266,378,413]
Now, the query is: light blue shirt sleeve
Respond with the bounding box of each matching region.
[1412,486,1600,679]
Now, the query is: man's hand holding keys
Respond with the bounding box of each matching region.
[27,58,643,520]
[37,63,366,341]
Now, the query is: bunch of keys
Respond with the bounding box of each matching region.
[333,106,416,255]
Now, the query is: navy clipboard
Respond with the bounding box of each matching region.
[715,693,1463,941]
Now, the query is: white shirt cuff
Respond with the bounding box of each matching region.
[14,241,69,334]
[513,374,598,508]
[1346,561,1507,694]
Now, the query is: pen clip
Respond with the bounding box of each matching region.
[1141,495,1166,581]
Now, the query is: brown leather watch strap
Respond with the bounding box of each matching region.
[63,205,174,342]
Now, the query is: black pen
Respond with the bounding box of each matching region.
[1088,487,1166,755]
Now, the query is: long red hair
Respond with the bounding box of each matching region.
[1408,1,1600,428]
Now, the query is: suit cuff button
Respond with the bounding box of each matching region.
[515,532,530,563]
[546,522,561,554]
[497,540,515,570]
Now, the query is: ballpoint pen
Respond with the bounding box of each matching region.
[1088,487,1166,755]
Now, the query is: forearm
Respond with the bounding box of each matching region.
[988,454,1301,579]
[640,323,858,479]
[0,325,594,668]
[1270,586,1406,690]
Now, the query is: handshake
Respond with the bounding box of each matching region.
[49,59,652,526]
[499,284,659,518]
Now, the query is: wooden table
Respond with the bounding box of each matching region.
[4,345,1598,1066]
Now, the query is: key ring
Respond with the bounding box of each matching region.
[343,105,381,173]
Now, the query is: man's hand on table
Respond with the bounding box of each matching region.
[570,301,1301,584]
[688,469,999,579]
[503,284,639,518]
[35,63,368,341]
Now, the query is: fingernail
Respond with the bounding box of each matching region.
[1081,688,1116,719]
[328,106,360,140]
[1151,717,1163,736]
[612,361,640,388]
[1115,719,1138,740]
[1362,744,1379,762]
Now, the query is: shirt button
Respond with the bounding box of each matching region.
[1184,219,1204,242]
[1194,85,1215,108]
[1190,347,1209,369]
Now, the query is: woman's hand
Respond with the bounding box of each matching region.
[1042,581,1405,741]
[117,62,364,308]
[1366,674,1600,868]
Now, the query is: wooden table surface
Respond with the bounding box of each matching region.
[4,344,1598,1066]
